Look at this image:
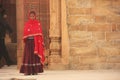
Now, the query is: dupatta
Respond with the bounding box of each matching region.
[23,18,45,64]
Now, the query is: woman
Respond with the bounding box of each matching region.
[20,11,45,75]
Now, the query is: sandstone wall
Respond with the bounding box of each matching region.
[66,0,120,69]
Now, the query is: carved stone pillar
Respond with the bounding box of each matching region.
[49,0,69,69]
[49,0,62,69]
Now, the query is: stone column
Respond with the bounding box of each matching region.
[49,0,69,69]
[61,0,70,67]
[49,0,62,69]
[16,0,24,69]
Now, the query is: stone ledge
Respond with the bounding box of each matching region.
[10,78,36,80]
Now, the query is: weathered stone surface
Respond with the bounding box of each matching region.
[92,32,105,40]
[10,78,36,80]
[69,24,87,31]
[70,47,97,56]
[87,23,111,32]
[106,32,120,40]
[94,41,114,47]
[69,31,92,40]
[50,41,61,49]
[107,16,120,23]
[99,47,120,56]
[76,0,92,8]
[69,8,91,15]
[16,0,120,70]
[67,0,78,8]
[70,39,94,47]
[68,16,94,26]
[81,56,99,64]
[117,24,120,31]
[49,55,61,63]
[66,0,120,70]
[95,16,107,23]
[108,56,120,63]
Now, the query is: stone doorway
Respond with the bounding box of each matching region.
[0,0,17,65]
[23,0,50,68]
[17,0,50,68]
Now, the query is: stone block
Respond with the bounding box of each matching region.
[48,63,67,70]
[49,55,61,63]
[105,63,116,69]
[76,0,92,8]
[70,64,80,70]
[67,0,78,8]
[78,65,90,70]
[94,0,112,7]
[10,78,36,80]
[95,40,113,47]
[70,47,97,56]
[69,31,92,40]
[113,40,120,47]
[95,16,107,23]
[117,24,120,31]
[70,39,94,47]
[92,32,105,40]
[69,8,91,15]
[68,15,94,26]
[106,32,120,40]
[68,24,87,31]
[92,7,111,16]
[112,0,120,7]
[81,56,99,64]
[111,24,117,32]
[87,23,111,32]
[99,47,120,56]
[93,63,112,69]
[114,63,120,69]
[107,16,120,23]
[108,56,120,63]
[70,56,80,64]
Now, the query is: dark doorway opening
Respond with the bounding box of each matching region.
[0,0,17,65]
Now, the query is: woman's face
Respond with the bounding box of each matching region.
[29,13,35,20]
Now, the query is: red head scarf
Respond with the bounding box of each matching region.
[23,11,45,64]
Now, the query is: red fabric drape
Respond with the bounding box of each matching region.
[23,19,45,64]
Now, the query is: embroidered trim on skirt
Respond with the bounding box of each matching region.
[20,39,43,74]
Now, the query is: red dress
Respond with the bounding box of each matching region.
[20,19,45,75]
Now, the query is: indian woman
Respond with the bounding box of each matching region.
[20,11,45,75]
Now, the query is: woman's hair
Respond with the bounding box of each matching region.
[29,11,36,15]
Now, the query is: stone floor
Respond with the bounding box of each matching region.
[0,65,120,80]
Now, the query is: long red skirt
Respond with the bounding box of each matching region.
[20,39,43,75]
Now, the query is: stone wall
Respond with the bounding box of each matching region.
[66,0,120,69]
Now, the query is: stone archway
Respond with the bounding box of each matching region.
[16,0,69,70]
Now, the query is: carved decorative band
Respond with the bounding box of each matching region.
[50,37,61,42]
[50,52,61,55]
[50,49,61,52]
